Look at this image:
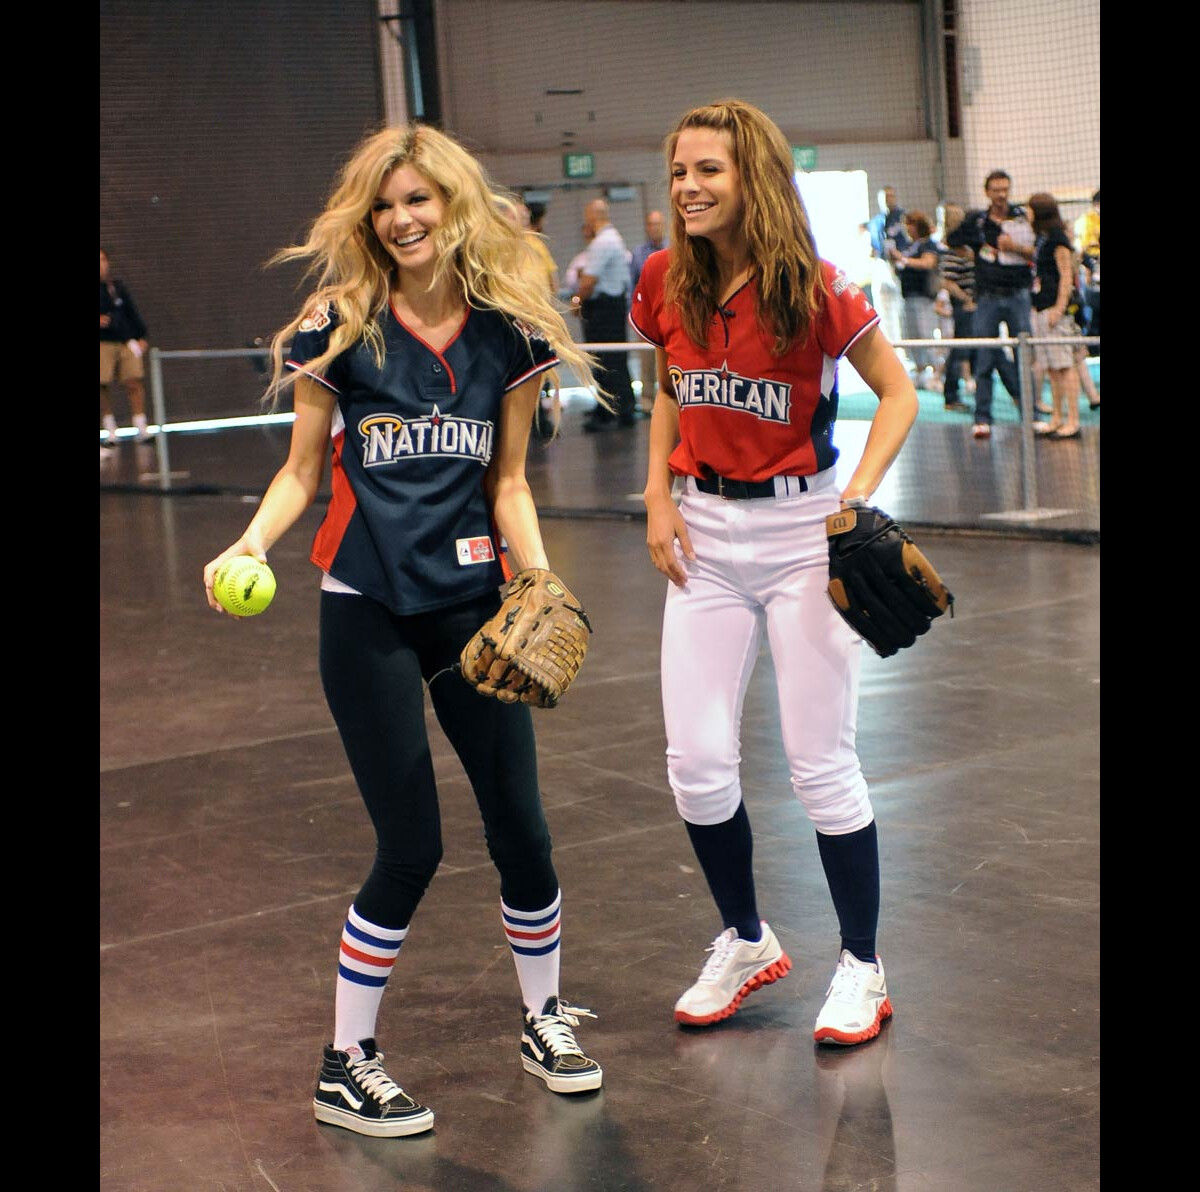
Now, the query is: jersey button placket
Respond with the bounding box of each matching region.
[423,359,452,402]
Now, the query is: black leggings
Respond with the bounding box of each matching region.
[319,590,557,930]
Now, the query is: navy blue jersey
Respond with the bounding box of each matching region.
[898,237,939,299]
[946,204,1032,294]
[286,299,557,615]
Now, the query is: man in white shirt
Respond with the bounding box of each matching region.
[574,199,636,429]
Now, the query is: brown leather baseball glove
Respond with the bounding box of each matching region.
[459,568,593,707]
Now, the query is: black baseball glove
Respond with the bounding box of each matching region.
[826,501,954,658]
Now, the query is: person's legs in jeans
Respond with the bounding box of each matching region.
[996,291,1029,409]
[943,301,974,406]
[1082,283,1100,351]
[970,296,1002,426]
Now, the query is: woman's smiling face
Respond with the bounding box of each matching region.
[671,128,744,246]
[371,164,446,274]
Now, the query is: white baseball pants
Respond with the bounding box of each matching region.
[661,471,873,834]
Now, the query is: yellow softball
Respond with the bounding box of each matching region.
[213,555,276,617]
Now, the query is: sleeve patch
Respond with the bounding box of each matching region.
[299,300,332,333]
[830,268,859,299]
[512,318,549,345]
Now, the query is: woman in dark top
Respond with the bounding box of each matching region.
[201,122,606,1139]
[1027,193,1081,439]
[889,211,940,385]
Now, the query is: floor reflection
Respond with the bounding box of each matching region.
[815,1024,896,1192]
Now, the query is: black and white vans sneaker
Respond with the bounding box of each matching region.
[312,1039,434,1137]
[520,997,603,1093]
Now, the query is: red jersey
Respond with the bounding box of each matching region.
[629,251,878,482]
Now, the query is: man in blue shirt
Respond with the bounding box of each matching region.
[630,209,667,294]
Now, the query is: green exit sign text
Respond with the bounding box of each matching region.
[563,152,595,179]
[791,145,818,172]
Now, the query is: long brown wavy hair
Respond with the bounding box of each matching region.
[263,123,599,408]
[664,99,824,356]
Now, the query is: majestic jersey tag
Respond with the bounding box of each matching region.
[456,536,496,565]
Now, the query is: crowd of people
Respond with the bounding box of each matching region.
[472,176,1102,445]
[866,177,1099,440]
[102,174,1098,453]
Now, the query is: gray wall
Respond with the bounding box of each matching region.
[438,0,939,279]
[435,0,1097,289]
[100,0,383,421]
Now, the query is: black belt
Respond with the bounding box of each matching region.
[694,471,807,500]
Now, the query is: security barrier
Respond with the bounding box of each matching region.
[101,334,1098,541]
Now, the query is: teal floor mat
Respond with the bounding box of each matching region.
[838,357,1101,425]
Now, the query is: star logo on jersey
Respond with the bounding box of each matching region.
[358,405,495,468]
[668,363,792,424]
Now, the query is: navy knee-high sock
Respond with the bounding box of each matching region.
[684,801,762,942]
[816,821,880,964]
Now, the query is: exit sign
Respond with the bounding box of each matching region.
[563,152,595,179]
[791,145,818,172]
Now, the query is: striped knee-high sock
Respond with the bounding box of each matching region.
[502,890,562,1014]
[333,905,407,1052]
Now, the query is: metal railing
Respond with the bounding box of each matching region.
[111,333,1098,535]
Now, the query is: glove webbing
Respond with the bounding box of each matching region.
[497,600,593,639]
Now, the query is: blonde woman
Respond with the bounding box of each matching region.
[203,123,605,1137]
[633,99,918,1047]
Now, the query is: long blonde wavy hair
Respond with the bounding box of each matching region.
[664,99,824,356]
[264,123,599,407]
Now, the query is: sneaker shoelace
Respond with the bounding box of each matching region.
[827,963,870,1005]
[348,1052,404,1105]
[531,1003,597,1058]
[697,930,741,984]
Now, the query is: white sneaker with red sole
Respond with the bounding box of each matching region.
[674,923,792,1026]
[813,950,893,1046]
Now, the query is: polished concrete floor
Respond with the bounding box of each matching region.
[100,409,1100,1191]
